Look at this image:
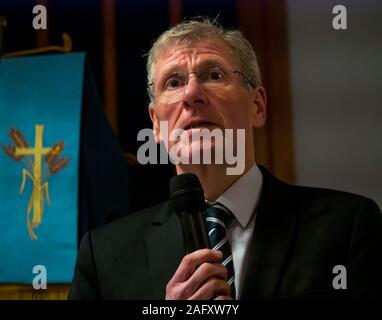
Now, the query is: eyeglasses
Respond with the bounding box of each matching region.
[149,65,255,104]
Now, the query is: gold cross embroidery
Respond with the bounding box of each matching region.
[15,125,51,229]
[3,125,70,240]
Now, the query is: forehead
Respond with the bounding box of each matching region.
[154,39,236,76]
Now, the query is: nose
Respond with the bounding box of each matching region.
[181,75,209,108]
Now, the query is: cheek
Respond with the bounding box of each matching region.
[212,88,253,129]
[155,105,178,127]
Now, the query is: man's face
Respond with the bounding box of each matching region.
[149,38,266,167]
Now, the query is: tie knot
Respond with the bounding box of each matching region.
[205,203,233,227]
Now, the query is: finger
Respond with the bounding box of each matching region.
[169,249,223,284]
[188,278,231,300]
[184,262,228,295]
[214,295,233,300]
[167,263,227,299]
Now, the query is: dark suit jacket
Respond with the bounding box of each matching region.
[68,166,382,299]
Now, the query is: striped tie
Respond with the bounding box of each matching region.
[205,203,236,299]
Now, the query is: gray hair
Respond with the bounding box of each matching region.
[146,17,262,104]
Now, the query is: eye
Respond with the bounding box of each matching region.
[164,75,185,89]
[207,69,224,81]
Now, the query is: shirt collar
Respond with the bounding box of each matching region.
[208,164,263,228]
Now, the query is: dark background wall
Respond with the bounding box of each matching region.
[287,0,382,209]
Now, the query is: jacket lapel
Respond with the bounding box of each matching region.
[241,166,298,299]
[146,202,185,299]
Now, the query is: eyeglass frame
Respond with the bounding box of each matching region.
[148,65,256,101]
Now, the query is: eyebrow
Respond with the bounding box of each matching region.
[158,59,228,82]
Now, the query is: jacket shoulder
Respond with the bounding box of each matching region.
[261,165,380,220]
[86,201,170,245]
[292,183,380,214]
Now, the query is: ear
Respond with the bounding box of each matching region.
[250,86,267,129]
[148,104,161,144]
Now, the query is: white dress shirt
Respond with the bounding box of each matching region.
[208,164,263,299]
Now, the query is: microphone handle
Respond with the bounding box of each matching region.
[178,211,211,253]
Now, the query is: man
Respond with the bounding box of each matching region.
[69,19,382,300]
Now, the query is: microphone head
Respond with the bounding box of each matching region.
[169,173,206,215]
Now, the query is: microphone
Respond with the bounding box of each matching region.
[169,173,211,253]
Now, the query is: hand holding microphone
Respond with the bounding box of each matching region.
[166,173,233,300]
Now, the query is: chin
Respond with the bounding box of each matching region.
[187,140,220,165]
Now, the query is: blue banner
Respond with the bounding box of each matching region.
[0,53,84,283]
